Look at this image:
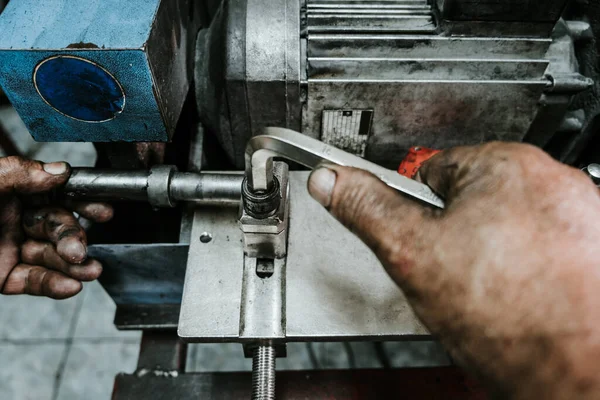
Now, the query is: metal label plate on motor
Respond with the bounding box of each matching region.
[321,109,373,157]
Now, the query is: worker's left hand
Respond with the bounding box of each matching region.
[0,157,113,299]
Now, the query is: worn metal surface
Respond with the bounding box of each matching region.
[307,34,552,59]
[241,162,291,259]
[305,81,547,168]
[88,244,189,305]
[302,0,557,166]
[66,169,149,202]
[170,172,243,206]
[195,0,248,167]
[554,3,600,164]
[436,0,567,23]
[0,0,200,142]
[63,168,243,206]
[308,58,548,81]
[146,0,201,137]
[246,128,444,208]
[34,56,126,122]
[525,94,573,148]
[94,142,167,170]
[306,1,436,34]
[435,0,567,37]
[0,49,165,141]
[147,165,178,208]
[0,0,160,49]
[112,368,486,400]
[195,0,584,168]
[525,20,593,150]
[239,258,286,340]
[195,0,301,168]
[114,304,181,330]
[136,331,188,372]
[246,0,301,136]
[178,172,428,342]
[440,20,556,38]
[178,203,243,341]
[179,124,206,244]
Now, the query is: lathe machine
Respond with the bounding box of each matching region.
[1,0,600,398]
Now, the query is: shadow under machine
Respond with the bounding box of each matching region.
[0,0,599,398]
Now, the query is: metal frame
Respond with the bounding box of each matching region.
[112,332,485,400]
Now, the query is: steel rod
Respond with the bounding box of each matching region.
[64,168,243,206]
[65,169,149,202]
[170,172,243,205]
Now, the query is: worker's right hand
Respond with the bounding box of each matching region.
[0,157,113,300]
[308,143,600,399]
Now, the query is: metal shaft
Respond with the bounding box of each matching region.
[65,169,150,202]
[169,172,244,205]
[64,167,243,207]
[251,345,276,400]
[246,127,445,209]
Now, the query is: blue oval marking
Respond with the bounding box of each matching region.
[34,56,125,122]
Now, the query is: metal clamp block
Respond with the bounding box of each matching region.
[239,162,289,259]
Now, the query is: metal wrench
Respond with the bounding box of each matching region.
[246,127,445,209]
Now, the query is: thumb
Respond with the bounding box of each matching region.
[0,157,70,194]
[307,165,436,280]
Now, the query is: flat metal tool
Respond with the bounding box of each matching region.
[246,127,445,209]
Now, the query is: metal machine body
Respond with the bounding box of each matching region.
[196,0,590,169]
[1,0,600,398]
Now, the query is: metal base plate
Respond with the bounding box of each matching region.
[178,172,428,342]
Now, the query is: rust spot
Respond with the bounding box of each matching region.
[66,42,100,49]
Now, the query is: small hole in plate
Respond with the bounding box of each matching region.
[200,233,213,243]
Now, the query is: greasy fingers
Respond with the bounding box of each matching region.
[0,156,70,194]
[64,201,114,223]
[0,197,23,289]
[2,264,82,299]
[22,207,87,264]
[21,240,102,281]
[0,156,102,300]
[308,166,435,280]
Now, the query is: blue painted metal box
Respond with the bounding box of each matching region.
[0,0,200,142]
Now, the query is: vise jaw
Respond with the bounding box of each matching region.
[239,162,290,260]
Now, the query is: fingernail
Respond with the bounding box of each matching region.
[58,240,87,264]
[43,162,68,175]
[308,167,337,207]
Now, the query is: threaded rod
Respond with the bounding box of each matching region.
[251,345,276,400]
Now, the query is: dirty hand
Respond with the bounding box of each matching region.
[308,143,600,399]
[0,157,113,299]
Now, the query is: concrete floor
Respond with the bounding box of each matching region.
[0,106,452,399]
[0,282,141,400]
